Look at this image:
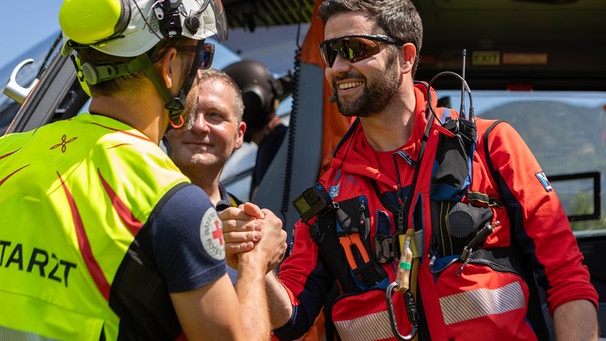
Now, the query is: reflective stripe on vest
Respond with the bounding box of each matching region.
[440,281,525,325]
[0,325,59,341]
[333,310,394,341]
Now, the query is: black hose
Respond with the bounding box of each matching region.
[279,0,305,224]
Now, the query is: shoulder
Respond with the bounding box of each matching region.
[475,118,525,153]
[152,184,226,292]
[216,183,243,211]
[151,185,214,251]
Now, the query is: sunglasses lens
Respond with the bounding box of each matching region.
[350,38,380,62]
[320,41,337,68]
[199,43,215,70]
[320,37,381,67]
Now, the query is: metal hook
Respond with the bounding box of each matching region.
[4,59,39,104]
[386,282,419,341]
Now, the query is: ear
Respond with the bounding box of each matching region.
[234,121,246,150]
[400,43,417,74]
[157,47,179,89]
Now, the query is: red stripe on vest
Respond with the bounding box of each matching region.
[59,172,111,300]
[0,164,29,186]
[98,169,143,236]
[0,147,21,160]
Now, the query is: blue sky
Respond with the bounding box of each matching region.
[0,0,62,66]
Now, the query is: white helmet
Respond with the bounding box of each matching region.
[59,0,227,57]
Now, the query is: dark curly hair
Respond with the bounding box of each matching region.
[318,0,423,76]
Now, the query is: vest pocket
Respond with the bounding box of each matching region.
[331,288,405,341]
[434,262,538,340]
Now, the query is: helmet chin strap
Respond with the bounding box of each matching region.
[144,41,206,130]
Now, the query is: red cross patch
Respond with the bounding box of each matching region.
[199,207,225,260]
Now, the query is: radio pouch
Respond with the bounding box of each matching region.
[431,200,493,258]
[431,118,477,202]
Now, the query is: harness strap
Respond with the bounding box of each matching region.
[407,228,421,341]
[483,120,503,184]
[370,180,426,265]
[410,258,420,341]
[408,228,423,341]
[467,190,503,208]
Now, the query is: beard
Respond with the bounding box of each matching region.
[335,51,401,118]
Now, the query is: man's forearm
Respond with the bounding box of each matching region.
[236,258,271,340]
[553,299,598,341]
[265,271,293,329]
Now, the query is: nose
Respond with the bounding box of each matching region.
[190,112,210,134]
[326,53,350,86]
[329,52,351,72]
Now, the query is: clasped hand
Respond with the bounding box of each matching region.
[218,202,286,273]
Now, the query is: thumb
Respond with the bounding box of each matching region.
[242,202,265,219]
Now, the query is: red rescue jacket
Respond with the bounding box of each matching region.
[275,83,597,341]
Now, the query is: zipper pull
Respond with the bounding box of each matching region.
[397,206,405,232]
[359,199,367,225]
[429,253,437,268]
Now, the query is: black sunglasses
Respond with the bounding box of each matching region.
[319,34,405,68]
[177,43,215,70]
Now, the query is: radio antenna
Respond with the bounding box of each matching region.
[460,49,467,120]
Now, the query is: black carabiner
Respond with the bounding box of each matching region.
[386,282,419,341]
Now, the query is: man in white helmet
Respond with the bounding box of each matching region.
[0,0,286,340]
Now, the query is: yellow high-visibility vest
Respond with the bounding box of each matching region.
[0,114,188,340]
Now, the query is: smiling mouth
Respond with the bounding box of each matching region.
[339,81,363,90]
[184,141,213,149]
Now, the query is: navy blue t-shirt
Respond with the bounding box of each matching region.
[108,183,227,339]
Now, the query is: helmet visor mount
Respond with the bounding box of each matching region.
[155,0,228,42]
[193,0,228,43]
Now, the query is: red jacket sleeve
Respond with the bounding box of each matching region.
[485,120,598,315]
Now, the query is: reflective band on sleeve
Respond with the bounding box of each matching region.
[440,282,525,325]
[333,310,395,341]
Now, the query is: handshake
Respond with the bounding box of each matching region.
[219,202,287,273]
